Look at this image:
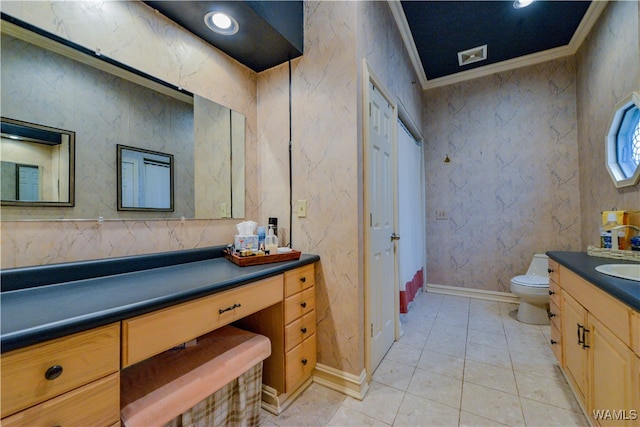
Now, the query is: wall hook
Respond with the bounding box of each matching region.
[444,155,451,163]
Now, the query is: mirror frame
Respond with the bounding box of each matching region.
[117,144,174,212]
[1,116,75,207]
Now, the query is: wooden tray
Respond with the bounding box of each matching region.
[224,249,301,267]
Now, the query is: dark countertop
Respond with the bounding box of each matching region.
[1,249,319,353]
[546,251,640,311]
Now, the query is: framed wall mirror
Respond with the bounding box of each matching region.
[117,145,174,212]
[1,117,75,207]
[0,16,245,220]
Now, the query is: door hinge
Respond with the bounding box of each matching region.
[370,323,373,338]
[370,213,372,227]
[369,103,371,117]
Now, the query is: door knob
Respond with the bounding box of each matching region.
[390,233,401,241]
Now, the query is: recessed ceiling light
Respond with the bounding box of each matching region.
[513,0,534,9]
[204,11,239,35]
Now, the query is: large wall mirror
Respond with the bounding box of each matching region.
[0,17,245,220]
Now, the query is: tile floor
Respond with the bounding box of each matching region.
[261,291,589,426]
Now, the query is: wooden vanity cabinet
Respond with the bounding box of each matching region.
[236,264,316,413]
[0,323,120,426]
[550,261,639,426]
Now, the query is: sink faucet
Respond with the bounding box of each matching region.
[610,225,640,250]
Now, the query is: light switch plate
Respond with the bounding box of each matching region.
[297,200,307,217]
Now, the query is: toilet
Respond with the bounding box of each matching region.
[510,254,550,325]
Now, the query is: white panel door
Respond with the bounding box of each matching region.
[367,81,396,372]
[17,165,39,201]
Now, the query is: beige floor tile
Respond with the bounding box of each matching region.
[510,347,562,379]
[424,335,467,358]
[340,381,403,425]
[465,342,512,370]
[459,410,509,426]
[327,406,390,426]
[371,359,415,391]
[270,383,345,426]
[407,368,463,409]
[468,316,506,335]
[428,323,468,342]
[463,359,518,395]
[467,328,509,350]
[396,328,429,349]
[393,393,460,426]
[417,349,465,380]
[384,341,423,367]
[514,371,582,413]
[520,397,588,426]
[461,382,525,426]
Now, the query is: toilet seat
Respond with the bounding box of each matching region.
[511,275,549,287]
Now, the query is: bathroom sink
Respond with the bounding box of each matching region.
[595,264,640,282]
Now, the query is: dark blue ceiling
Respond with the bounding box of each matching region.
[145,1,591,82]
[401,1,592,80]
[144,1,303,73]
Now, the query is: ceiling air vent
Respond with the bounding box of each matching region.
[457,44,487,66]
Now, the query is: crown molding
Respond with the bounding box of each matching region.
[389,0,609,91]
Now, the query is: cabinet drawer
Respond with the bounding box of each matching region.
[550,323,562,365]
[549,279,561,304]
[549,299,561,330]
[285,310,316,352]
[284,265,314,297]
[1,323,120,418]
[1,373,119,427]
[548,259,559,284]
[284,287,315,325]
[563,268,631,348]
[285,334,316,392]
[122,275,283,367]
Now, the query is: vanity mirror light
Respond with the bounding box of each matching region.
[0,15,245,220]
[1,117,75,207]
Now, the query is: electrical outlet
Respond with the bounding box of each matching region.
[436,210,448,220]
[297,200,307,217]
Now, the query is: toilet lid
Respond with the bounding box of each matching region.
[512,275,549,287]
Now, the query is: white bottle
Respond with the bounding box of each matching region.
[265,226,278,255]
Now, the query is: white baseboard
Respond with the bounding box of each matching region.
[426,283,520,304]
[312,364,368,401]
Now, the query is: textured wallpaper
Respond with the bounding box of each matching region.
[576,0,640,248]
[424,58,582,292]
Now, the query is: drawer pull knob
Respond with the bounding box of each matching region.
[300,302,307,308]
[550,339,558,345]
[549,312,556,318]
[548,290,555,295]
[45,365,63,380]
[301,358,308,365]
[547,268,554,273]
[219,303,242,314]
[300,277,306,283]
[301,327,307,334]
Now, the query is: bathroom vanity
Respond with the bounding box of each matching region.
[546,251,640,427]
[0,246,319,424]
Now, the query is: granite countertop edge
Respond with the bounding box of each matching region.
[1,250,320,353]
[546,251,640,311]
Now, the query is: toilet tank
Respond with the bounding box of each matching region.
[526,254,549,277]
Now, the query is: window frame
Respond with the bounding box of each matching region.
[605,92,640,188]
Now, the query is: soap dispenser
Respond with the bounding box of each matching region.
[265,225,278,255]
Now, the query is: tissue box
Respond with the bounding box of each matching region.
[234,235,259,251]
